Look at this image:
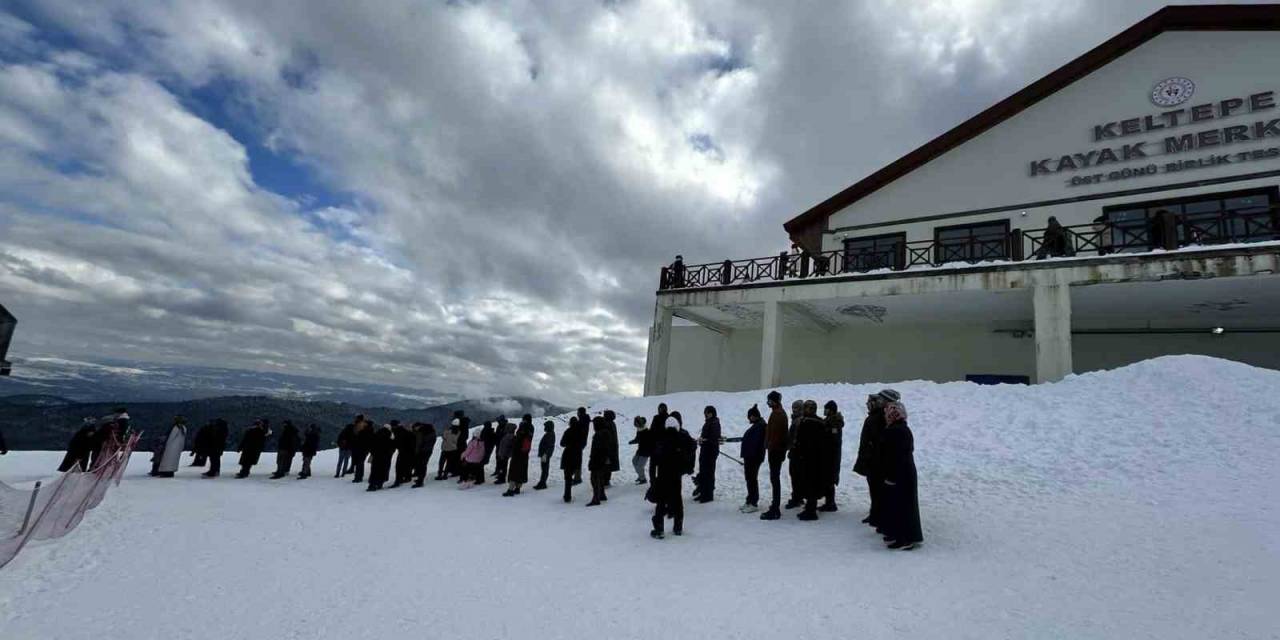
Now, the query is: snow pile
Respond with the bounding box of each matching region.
[0,355,1277,639]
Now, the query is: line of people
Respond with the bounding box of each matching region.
[69,392,921,549]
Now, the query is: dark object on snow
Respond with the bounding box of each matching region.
[58,423,97,472]
[0,302,14,376]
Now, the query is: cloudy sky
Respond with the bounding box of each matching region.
[0,0,1256,402]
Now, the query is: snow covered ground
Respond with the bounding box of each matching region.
[1,355,1278,639]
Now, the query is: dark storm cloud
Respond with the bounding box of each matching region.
[0,0,1255,402]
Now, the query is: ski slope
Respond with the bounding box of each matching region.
[1,355,1277,639]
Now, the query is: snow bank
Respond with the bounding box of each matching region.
[0,355,1276,639]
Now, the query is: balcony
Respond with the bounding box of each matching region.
[658,204,1280,291]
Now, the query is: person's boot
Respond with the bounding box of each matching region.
[740,504,759,514]
[533,482,547,490]
[819,501,838,513]
[798,508,819,521]
[672,520,683,536]
[502,489,514,496]
[784,498,802,509]
[585,498,601,507]
[760,506,781,520]
[861,515,874,524]
[650,529,664,540]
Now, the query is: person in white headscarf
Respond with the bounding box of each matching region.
[152,416,187,478]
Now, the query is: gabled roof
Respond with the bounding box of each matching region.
[783,4,1280,252]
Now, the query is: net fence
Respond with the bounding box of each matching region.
[0,433,139,570]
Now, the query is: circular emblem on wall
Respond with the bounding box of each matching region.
[1150,77,1195,107]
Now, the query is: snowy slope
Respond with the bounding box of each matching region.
[1,356,1277,639]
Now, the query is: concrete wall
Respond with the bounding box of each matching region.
[665,323,1280,393]
[822,31,1280,250]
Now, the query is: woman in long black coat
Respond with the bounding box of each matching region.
[236,420,269,478]
[559,416,585,503]
[853,395,887,527]
[367,424,395,491]
[586,417,616,506]
[504,421,534,496]
[391,421,416,487]
[879,402,922,549]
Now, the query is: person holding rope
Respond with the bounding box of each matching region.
[650,415,696,540]
[533,420,555,491]
[760,391,789,520]
[739,405,766,514]
[693,406,722,504]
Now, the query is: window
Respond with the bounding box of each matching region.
[1103,187,1279,249]
[843,232,905,272]
[933,220,1010,264]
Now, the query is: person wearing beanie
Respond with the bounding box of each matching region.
[573,408,591,484]
[760,391,789,520]
[693,406,721,504]
[412,422,437,487]
[559,416,586,503]
[203,418,229,478]
[151,415,187,478]
[793,400,827,521]
[785,400,805,510]
[739,404,766,514]
[628,416,654,485]
[853,394,887,527]
[649,403,669,483]
[650,415,696,539]
[480,420,498,469]
[533,421,556,490]
[879,401,922,550]
[820,400,845,512]
[878,389,901,404]
[334,422,354,478]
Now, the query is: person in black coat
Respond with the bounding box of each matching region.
[559,416,585,503]
[391,420,416,488]
[853,393,889,526]
[58,419,97,472]
[480,420,497,467]
[1035,216,1075,259]
[504,419,535,496]
[785,400,804,509]
[190,420,212,467]
[586,417,616,506]
[0,427,7,456]
[792,401,826,521]
[412,423,437,487]
[271,420,300,479]
[533,421,555,490]
[628,416,654,485]
[650,403,669,483]
[650,415,696,539]
[820,401,845,512]
[335,422,354,478]
[350,419,373,483]
[573,407,590,484]
[366,423,395,491]
[298,423,321,479]
[602,410,621,486]
[203,418,229,478]
[879,401,922,549]
[739,405,766,513]
[236,419,270,478]
[693,406,721,503]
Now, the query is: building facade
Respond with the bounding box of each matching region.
[645,5,1280,395]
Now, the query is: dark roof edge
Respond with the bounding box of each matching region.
[782,5,1280,246]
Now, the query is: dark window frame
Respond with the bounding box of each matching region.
[842,232,906,272]
[1103,186,1279,248]
[932,219,1010,264]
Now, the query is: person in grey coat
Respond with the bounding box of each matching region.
[494,416,517,485]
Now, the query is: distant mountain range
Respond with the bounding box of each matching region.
[0,356,570,451]
[0,394,569,451]
[0,356,454,408]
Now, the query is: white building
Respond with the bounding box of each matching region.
[645,5,1280,395]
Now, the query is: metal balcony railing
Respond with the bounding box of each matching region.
[658,204,1280,291]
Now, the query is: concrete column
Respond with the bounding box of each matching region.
[760,300,783,389]
[1033,284,1073,383]
[644,304,674,396]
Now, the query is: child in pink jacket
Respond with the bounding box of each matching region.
[460,434,486,487]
